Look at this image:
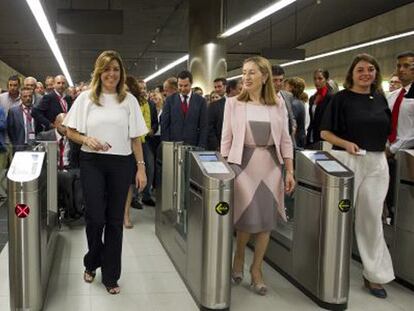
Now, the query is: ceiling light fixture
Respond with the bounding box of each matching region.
[144,1,296,83]
[26,0,74,86]
[144,54,189,83]
[227,30,414,80]
[218,0,297,38]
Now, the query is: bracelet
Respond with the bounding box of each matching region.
[136,160,145,166]
[286,170,294,175]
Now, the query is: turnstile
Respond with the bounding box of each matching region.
[351,149,414,289]
[7,143,58,311]
[156,142,235,310]
[392,149,414,285]
[265,151,354,310]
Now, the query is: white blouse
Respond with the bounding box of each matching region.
[63,90,148,155]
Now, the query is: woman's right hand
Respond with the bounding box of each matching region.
[136,168,147,192]
[344,141,360,155]
[83,136,104,151]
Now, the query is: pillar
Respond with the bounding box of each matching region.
[188,0,227,94]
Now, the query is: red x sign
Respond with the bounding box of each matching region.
[15,204,30,218]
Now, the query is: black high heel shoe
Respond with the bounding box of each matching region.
[83,270,96,283]
[363,277,387,298]
[105,284,121,295]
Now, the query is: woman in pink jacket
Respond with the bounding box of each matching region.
[221,56,295,295]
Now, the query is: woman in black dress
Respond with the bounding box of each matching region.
[306,69,333,148]
[320,53,394,299]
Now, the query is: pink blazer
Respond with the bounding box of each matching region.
[220,96,293,165]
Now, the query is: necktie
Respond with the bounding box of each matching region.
[24,107,33,142]
[59,137,65,169]
[57,94,67,112]
[181,95,188,115]
[388,88,406,143]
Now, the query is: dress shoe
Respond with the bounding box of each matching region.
[142,198,156,206]
[364,277,387,298]
[131,198,143,209]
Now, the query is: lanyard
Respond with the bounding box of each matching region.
[21,105,32,123]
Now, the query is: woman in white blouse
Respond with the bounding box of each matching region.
[64,50,148,294]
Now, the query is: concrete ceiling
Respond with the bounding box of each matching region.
[0,0,412,87]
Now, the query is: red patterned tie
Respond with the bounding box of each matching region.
[181,95,188,115]
[388,88,406,143]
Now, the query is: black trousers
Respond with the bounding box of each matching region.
[80,151,133,287]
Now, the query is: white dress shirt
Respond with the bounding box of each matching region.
[56,130,70,167]
[179,91,192,107]
[387,83,414,153]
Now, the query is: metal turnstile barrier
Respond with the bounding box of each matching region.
[265,150,354,310]
[156,142,235,310]
[7,142,58,311]
[392,149,414,286]
[351,149,414,290]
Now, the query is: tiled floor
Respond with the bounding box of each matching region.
[0,200,7,252]
[1,207,414,310]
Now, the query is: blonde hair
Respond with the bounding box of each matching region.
[237,56,279,106]
[152,91,165,110]
[89,50,127,105]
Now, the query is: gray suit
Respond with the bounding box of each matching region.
[33,93,43,108]
[36,128,57,141]
[280,90,297,135]
[161,92,208,148]
[7,105,37,152]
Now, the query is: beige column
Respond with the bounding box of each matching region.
[188,0,227,94]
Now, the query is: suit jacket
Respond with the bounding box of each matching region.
[146,100,160,151]
[280,90,297,135]
[0,106,6,152]
[32,91,73,133]
[7,105,37,152]
[207,97,225,150]
[36,129,81,169]
[33,93,42,108]
[306,92,332,147]
[161,92,208,148]
[291,98,306,149]
[221,96,293,166]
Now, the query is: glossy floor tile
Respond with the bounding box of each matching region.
[0,206,413,310]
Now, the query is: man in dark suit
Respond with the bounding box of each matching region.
[7,87,38,152]
[272,65,297,140]
[161,70,208,148]
[32,75,72,133]
[208,78,243,150]
[207,96,225,151]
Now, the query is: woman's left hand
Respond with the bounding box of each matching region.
[284,172,296,195]
[135,168,147,192]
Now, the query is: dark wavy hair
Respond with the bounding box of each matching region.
[343,53,383,94]
[125,75,140,100]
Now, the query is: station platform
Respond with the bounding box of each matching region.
[0,206,413,311]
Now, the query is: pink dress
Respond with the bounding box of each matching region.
[231,104,285,233]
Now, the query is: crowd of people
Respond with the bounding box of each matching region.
[0,49,412,297]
